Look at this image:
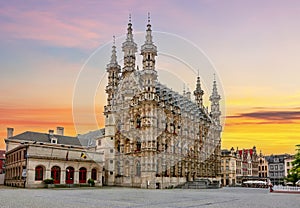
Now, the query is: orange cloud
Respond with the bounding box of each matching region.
[222,108,300,155]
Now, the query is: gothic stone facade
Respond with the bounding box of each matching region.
[97,19,222,189]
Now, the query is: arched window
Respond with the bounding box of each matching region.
[136,140,141,152]
[79,167,87,183]
[116,161,121,176]
[136,115,141,128]
[165,162,169,177]
[91,168,97,180]
[173,121,177,134]
[117,122,121,131]
[35,166,44,181]
[125,160,130,177]
[66,166,74,184]
[156,159,161,176]
[125,139,130,153]
[136,161,141,177]
[116,140,121,152]
[51,166,61,184]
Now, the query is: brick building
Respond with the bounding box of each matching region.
[235,146,259,184]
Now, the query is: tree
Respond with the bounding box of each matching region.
[286,144,300,185]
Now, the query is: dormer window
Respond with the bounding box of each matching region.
[51,138,58,144]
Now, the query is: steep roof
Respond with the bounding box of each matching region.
[221,149,232,156]
[7,131,82,146]
[78,128,105,147]
[238,149,254,157]
[265,154,290,163]
[155,82,211,121]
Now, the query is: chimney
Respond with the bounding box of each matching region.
[7,128,14,138]
[48,129,54,135]
[56,127,64,136]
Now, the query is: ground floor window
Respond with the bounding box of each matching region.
[35,166,44,181]
[79,167,87,183]
[66,166,74,184]
[51,166,61,184]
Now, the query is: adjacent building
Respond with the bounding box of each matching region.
[235,146,259,184]
[265,154,290,185]
[258,151,269,178]
[284,155,295,177]
[0,150,5,185]
[97,17,222,189]
[0,150,5,174]
[219,149,296,186]
[5,127,104,188]
[220,148,236,186]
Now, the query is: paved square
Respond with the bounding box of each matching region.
[0,187,299,208]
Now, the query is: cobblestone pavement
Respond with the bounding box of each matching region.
[0,187,299,208]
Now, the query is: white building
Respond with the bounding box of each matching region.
[5,127,104,188]
[284,155,295,177]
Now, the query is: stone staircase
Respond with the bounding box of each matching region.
[176,178,220,189]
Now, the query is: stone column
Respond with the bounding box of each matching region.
[74,170,79,184]
[61,169,66,184]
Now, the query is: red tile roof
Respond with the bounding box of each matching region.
[238,149,253,157]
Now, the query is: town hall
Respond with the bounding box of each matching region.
[97,15,222,189]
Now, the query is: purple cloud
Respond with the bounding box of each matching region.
[227,109,300,121]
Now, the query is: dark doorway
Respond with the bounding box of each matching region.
[65,166,74,184]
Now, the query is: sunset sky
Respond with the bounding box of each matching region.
[1,0,300,155]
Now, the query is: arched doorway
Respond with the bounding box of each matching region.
[35,165,44,181]
[51,166,61,184]
[79,167,87,183]
[65,167,74,184]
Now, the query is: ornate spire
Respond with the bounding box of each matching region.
[210,74,220,101]
[194,75,204,108]
[145,12,153,44]
[141,12,157,71]
[186,87,191,100]
[109,35,118,65]
[209,74,221,124]
[126,14,133,42]
[105,36,121,114]
[122,14,137,76]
